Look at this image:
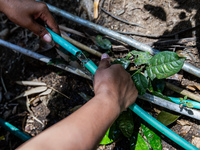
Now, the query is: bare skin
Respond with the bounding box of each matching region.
[17,53,138,150]
[0,0,60,43]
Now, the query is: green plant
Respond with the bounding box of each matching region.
[179,96,193,108]
[95,39,186,149]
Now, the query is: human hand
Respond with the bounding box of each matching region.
[0,0,60,43]
[94,53,138,112]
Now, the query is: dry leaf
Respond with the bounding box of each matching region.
[177,119,192,126]
[194,85,200,91]
[180,126,191,135]
[191,137,200,148]
[16,81,46,86]
[14,86,47,100]
[39,88,52,96]
[186,85,196,91]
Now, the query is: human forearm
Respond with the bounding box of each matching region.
[18,94,121,150]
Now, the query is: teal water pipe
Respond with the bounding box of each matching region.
[169,97,200,110]
[129,104,198,150]
[47,29,198,149]
[46,28,97,75]
[0,118,31,141]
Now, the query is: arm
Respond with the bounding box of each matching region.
[17,53,138,150]
[0,0,60,43]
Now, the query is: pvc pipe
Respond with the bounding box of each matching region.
[47,28,82,56]
[169,96,200,110]
[42,1,200,78]
[0,39,91,80]
[139,93,200,120]
[129,104,198,150]
[0,118,31,141]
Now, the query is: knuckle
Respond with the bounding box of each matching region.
[39,3,48,10]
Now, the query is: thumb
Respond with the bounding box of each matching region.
[29,20,52,43]
[98,53,111,70]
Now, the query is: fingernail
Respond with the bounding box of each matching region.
[101,53,109,60]
[42,33,52,43]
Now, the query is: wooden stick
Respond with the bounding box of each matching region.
[166,82,200,102]
[59,25,86,38]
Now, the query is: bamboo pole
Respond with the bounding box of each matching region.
[166,82,200,102]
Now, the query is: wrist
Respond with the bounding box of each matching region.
[94,93,121,115]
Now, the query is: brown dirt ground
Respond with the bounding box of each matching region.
[0,0,200,149]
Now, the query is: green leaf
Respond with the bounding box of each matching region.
[117,110,134,138]
[100,129,113,145]
[113,58,131,69]
[152,91,172,102]
[127,51,152,65]
[141,124,162,150]
[157,111,180,126]
[146,51,186,80]
[130,132,149,150]
[132,73,148,95]
[152,79,165,93]
[186,102,193,108]
[109,121,122,141]
[184,96,188,100]
[96,35,112,50]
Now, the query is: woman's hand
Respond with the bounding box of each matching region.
[0,0,60,43]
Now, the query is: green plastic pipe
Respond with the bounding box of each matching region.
[129,104,198,150]
[47,28,98,74]
[0,118,31,141]
[47,29,198,149]
[46,28,82,57]
[169,97,200,110]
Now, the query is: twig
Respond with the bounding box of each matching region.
[118,24,200,38]
[139,93,200,120]
[166,82,200,102]
[101,0,144,28]
[59,25,86,38]
[0,76,7,93]
[61,32,115,62]
[47,86,70,99]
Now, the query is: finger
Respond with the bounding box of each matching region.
[29,20,52,43]
[40,8,60,36]
[97,53,111,70]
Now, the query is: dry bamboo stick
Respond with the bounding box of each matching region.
[166,82,200,102]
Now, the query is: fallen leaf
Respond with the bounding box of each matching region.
[191,137,200,149]
[39,88,52,96]
[186,85,196,91]
[16,81,46,86]
[14,86,47,100]
[180,126,192,135]
[194,85,200,91]
[177,119,192,126]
